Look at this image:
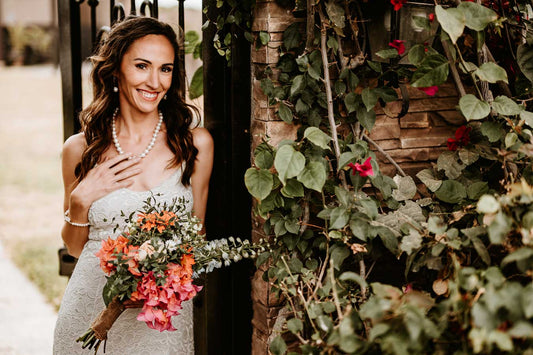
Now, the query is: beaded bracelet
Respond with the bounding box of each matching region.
[64,210,91,227]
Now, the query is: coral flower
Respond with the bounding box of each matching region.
[388,39,405,55]
[131,272,160,305]
[137,305,176,332]
[180,254,195,274]
[447,125,471,151]
[95,235,130,274]
[418,86,439,96]
[125,246,142,276]
[348,157,374,177]
[95,237,118,274]
[137,212,157,231]
[390,0,407,11]
[137,210,177,233]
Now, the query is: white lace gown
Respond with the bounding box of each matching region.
[53,169,194,355]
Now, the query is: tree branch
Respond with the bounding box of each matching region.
[441,38,467,97]
[362,133,407,177]
[319,5,347,189]
[305,0,315,52]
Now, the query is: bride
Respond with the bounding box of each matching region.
[53,16,213,354]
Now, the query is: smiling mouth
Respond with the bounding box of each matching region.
[138,90,158,101]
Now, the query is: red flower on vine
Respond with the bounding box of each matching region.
[447,126,471,151]
[388,40,405,55]
[348,157,374,177]
[390,0,407,11]
[418,86,439,96]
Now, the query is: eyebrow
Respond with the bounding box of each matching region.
[133,58,174,66]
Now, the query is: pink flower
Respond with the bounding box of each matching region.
[165,293,183,314]
[131,272,159,305]
[418,86,439,96]
[177,282,202,301]
[137,305,176,332]
[447,125,471,151]
[388,40,405,55]
[455,126,471,146]
[391,0,407,11]
[447,138,459,151]
[348,157,374,177]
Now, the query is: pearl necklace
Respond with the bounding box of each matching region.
[112,108,163,159]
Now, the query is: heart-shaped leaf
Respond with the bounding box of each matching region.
[459,1,498,31]
[459,94,490,121]
[435,5,466,44]
[274,145,306,184]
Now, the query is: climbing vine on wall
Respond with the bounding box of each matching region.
[204,0,533,353]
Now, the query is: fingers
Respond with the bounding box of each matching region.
[114,166,142,183]
[100,153,135,169]
[111,156,142,175]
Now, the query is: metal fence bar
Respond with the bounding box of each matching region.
[58,0,83,139]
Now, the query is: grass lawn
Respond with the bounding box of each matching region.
[0,65,67,310]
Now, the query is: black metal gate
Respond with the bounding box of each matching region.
[57,1,252,353]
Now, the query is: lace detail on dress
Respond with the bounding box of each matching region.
[53,169,194,355]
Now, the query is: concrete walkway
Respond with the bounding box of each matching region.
[0,242,57,355]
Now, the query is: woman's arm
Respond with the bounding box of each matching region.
[61,134,89,257]
[61,134,142,257]
[190,127,214,228]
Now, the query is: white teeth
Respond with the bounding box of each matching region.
[140,90,157,99]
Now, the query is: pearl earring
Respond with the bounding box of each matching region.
[164,94,167,100]
[113,86,119,93]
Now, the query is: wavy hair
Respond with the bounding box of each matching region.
[75,16,198,186]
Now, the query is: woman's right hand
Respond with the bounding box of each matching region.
[69,153,142,212]
[62,152,142,257]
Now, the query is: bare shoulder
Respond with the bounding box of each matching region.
[62,133,86,167]
[191,127,213,152]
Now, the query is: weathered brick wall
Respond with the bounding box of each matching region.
[249,3,465,354]
[250,1,296,354]
[370,83,465,177]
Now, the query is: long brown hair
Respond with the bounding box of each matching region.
[75,16,198,185]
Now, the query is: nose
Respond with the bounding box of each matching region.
[146,68,160,89]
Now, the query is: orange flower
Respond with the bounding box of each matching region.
[114,235,130,252]
[137,210,177,233]
[137,212,157,231]
[159,211,177,225]
[180,254,195,274]
[95,235,132,274]
[95,237,117,274]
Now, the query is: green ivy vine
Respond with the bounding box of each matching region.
[203,0,533,353]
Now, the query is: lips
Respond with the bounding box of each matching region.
[138,89,159,101]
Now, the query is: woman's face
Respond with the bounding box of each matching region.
[116,34,175,115]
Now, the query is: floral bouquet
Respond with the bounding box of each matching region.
[76,196,267,353]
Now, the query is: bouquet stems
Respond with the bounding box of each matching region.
[76,297,126,354]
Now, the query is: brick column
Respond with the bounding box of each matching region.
[250,1,298,354]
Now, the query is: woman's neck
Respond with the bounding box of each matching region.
[116,108,160,140]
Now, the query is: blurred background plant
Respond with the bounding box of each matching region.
[5,23,55,65]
